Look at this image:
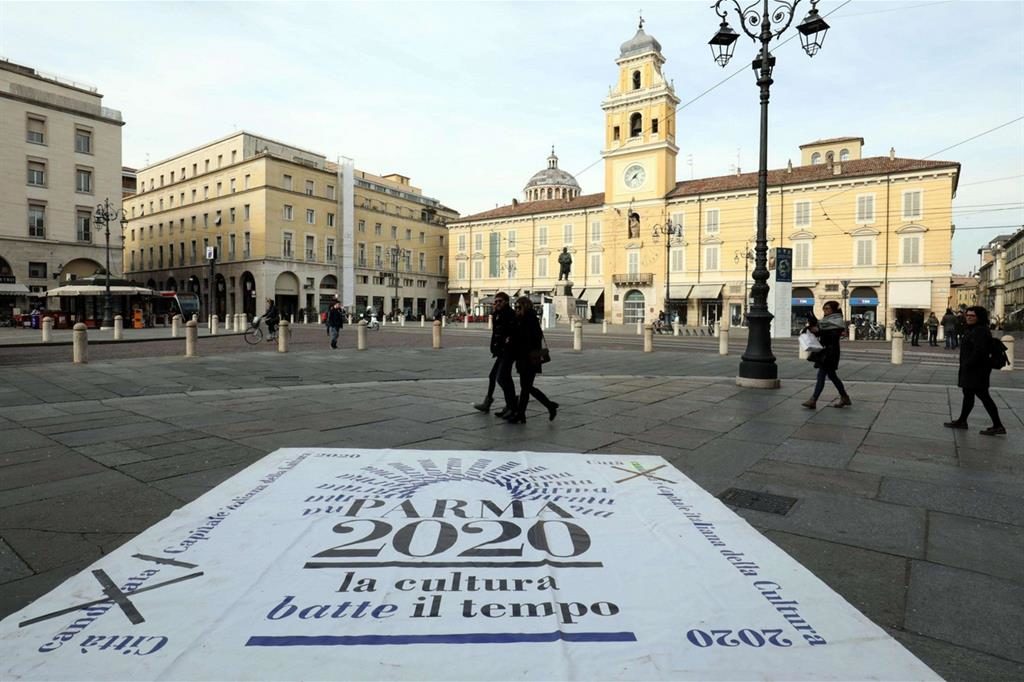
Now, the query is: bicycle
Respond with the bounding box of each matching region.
[243,316,289,345]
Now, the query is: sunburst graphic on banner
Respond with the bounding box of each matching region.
[312,455,617,518]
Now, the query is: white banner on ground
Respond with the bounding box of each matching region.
[0,449,936,681]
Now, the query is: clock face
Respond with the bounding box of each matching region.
[624,163,646,189]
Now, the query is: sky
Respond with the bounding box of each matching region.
[2,0,1021,273]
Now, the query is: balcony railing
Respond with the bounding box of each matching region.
[612,272,654,286]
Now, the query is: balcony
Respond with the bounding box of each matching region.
[612,272,654,287]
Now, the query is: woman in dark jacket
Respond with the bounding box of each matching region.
[801,300,852,409]
[944,306,1005,435]
[503,297,558,424]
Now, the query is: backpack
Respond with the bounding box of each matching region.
[990,337,1010,370]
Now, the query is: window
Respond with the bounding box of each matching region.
[227,234,235,259]
[489,232,500,277]
[474,233,482,252]
[171,171,175,183]
[284,204,294,220]
[326,239,335,262]
[670,246,684,272]
[374,245,383,267]
[563,224,573,244]
[193,163,198,176]
[457,261,467,279]
[632,70,641,89]
[629,112,642,137]
[458,234,467,252]
[305,235,315,260]
[613,126,620,141]
[158,245,164,268]
[74,210,93,242]
[27,116,46,144]
[651,118,659,134]
[204,186,209,200]
[192,189,197,202]
[243,232,251,258]
[590,253,601,275]
[229,207,236,224]
[283,174,293,191]
[28,262,47,279]
[794,201,811,227]
[669,213,684,238]
[901,235,922,265]
[327,184,335,199]
[283,232,294,258]
[217,154,222,168]
[856,195,875,223]
[705,209,720,234]
[438,255,445,273]
[130,252,135,270]
[794,241,811,269]
[419,231,426,244]
[855,238,874,266]
[537,256,547,277]
[473,261,483,279]
[305,180,314,196]
[191,240,197,264]
[216,182,222,196]
[839,148,850,162]
[75,168,93,193]
[627,251,639,275]
[590,221,601,242]
[374,222,382,236]
[419,252,425,271]
[539,226,548,247]
[203,213,209,228]
[704,245,719,271]
[392,225,399,239]
[28,204,45,238]
[231,151,236,164]
[811,152,822,165]
[902,190,922,219]
[306,208,315,224]
[327,212,335,227]
[230,178,236,193]
[27,160,46,186]
[191,216,197,230]
[75,128,92,154]
[405,228,412,241]
[244,174,251,190]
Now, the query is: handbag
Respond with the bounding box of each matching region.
[530,334,552,365]
[799,330,823,353]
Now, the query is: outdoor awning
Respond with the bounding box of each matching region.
[447,289,469,294]
[668,285,692,299]
[0,283,29,295]
[45,285,155,297]
[887,280,931,307]
[690,284,723,299]
[577,288,604,306]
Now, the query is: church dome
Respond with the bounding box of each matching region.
[619,25,662,58]
[523,148,581,202]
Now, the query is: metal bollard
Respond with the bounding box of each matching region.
[719,327,729,355]
[487,315,493,331]
[113,315,123,341]
[211,314,219,336]
[636,320,642,336]
[643,324,654,352]
[1001,335,1015,371]
[432,320,442,349]
[602,319,608,335]
[172,314,182,338]
[185,320,198,357]
[41,317,53,343]
[277,320,289,352]
[891,331,904,365]
[72,323,88,363]
[573,320,583,351]
[357,320,367,350]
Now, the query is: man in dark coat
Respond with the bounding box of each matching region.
[474,292,517,415]
[944,306,1005,435]
[801,301,852,409]
[326,301,345,349]
[910,310,925,346]
[941,308,957,350]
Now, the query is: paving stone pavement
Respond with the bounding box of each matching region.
[0,343,1022,681]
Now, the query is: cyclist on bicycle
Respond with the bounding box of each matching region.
[263,298,280,340]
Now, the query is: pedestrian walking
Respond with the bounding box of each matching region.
[502,296,558,424]
[944,306,1006,436]
[927,312,939,347]
[326,300,345,349]
[473,292,517,416]
[909,310,924,346]
[801,300,852,409]
[941,308,957,350]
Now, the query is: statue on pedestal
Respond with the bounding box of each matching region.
[558,247,572,281]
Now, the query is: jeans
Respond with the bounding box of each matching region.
[944,333,954,349]
[812,366,846,400]
[928,328,938,346]
[328,326,340,348]
[493,354,517,409]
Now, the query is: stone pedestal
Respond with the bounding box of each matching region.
[553,282,576,323]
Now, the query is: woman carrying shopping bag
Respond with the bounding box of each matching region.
[802,300,852,410]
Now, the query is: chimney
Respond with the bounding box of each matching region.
[512,198,518,207]
[786,159,793,174]
[735,166,742,176]
[889,147,896,160]
[833,163,842,176]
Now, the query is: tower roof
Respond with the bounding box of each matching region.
[619,22,662,58]
[524,147,580,191]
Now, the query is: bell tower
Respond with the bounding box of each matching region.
[602,18,680,205]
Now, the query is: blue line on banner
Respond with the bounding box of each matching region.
[245,631,637,646]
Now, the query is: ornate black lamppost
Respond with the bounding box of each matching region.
[386,243,411,319]
[651,220,684,314]
[708,0,830,387]
[93,198,128,329]
[734,246,754,325]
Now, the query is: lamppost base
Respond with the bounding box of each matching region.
[735,375,781,389]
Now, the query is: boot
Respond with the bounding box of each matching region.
[473,397,493,413]
[943,420,968,429]
[980,425,1006,436]
[831,395,852,408]
[801,399,817,409]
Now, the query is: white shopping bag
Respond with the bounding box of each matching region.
[799,330,824,352]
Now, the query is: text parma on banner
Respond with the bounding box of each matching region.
[0,449,939,681]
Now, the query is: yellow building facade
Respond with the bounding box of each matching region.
[125,132,456,320]
[448,26,960,332]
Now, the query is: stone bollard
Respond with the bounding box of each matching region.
[891,331,904,365]
[41,316,53,343]
[290,314,295,324]
[72,323,88,363]
[1001,335,1015,371]
[464,316,469,329]
[442,316,447,328]
[357,320,367,350]
[636,320,642,336]
[420,314,425,327]
[602,319,608,335]
[573,320,583,352]
[192,313,198,323]
[643,324,654,352]
[886,325,893,342]
[719,326,729,355]
[113,315,123,341]
[400,316,405,327]
[172,314,182,338]
[211,314,219,336]
[488,315,493,331]
[432,320,442,349]
[937,326,945,342]
[714,321,721,338]
[185,320,198,357]
[673,322,680,337]
[849,323,856,341]
[277,320,289,353]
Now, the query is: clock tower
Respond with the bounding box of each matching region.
[602,19,680,205]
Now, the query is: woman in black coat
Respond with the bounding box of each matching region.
[801,300,852,409]
[503,297,558,424]
[945,306,1005,435]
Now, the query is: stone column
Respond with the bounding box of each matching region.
[432,320,442,349]
[891,331,904,365]
[113,315,123,341]
[185,320,198,357]
[72,323,88,364]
